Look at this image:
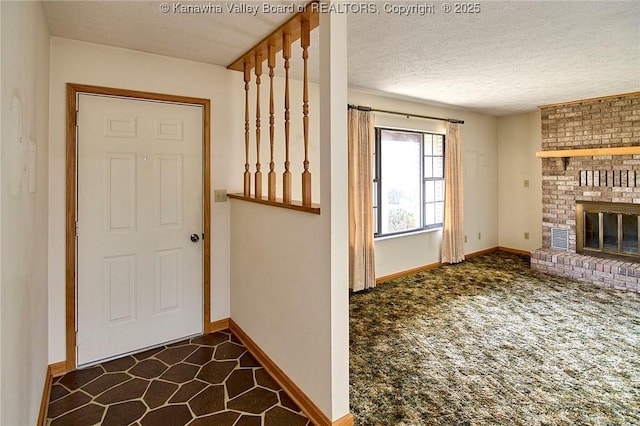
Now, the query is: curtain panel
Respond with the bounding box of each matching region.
[348,109,376,291]
[441,122,465,264]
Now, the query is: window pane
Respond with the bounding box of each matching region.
[435,201,444,224]
[424,180,435,202]
[372,152,377,180]
[425,202,435,226]
[380,131,421,234]
[435,180,445,202]
[381,129,422,143]
[424,135,433,155]
[373,207,378,234]
[424,157,433,178]
[433,156,444,178]
[372,182,378,208]
[434,136,444,156]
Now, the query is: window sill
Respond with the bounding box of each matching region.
[228,193,321,215]
[374,227,442,242]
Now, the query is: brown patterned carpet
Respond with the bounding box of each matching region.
[47,330,310,425]
[350,251,640,425]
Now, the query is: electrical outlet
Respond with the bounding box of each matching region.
[477,232,481,240]
[524,179,530,188]
[464,235,468,243]
[214,189,227,202]
[524,232,530,240]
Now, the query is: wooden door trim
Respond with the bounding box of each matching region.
[66,83,211,371]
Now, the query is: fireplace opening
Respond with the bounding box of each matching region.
[577,201,640,260]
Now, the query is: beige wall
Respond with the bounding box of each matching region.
[48,37,241,363]
[348,90,499,277]
[1,1,50,424]
[230,202,334,414]
[230,15,350,420]
[497,111,542,252]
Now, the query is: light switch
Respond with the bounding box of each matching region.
[214,189,227,202]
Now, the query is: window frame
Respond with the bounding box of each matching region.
[373,126,445,238]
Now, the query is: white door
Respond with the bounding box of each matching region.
[76,94,203,366]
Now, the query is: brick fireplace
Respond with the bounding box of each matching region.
[531,92,640,292]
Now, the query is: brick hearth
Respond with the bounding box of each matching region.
[531,248,639,292]
[532,92,640,292]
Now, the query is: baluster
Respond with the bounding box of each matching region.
[301,19,311,206]
[243,61,251,196]
[268,44,276,201]
[283,33,292,203]
[254,52,263,198]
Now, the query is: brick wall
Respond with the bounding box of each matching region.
[540,93,640,251]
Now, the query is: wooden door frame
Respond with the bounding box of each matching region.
[66,83,211,371]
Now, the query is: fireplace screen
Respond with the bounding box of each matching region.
[577,201,640,259]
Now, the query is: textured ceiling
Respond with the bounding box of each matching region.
[42,1,639,116]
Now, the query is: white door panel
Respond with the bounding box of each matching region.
[77,94,203,366]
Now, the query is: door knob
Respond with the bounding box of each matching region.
[190,233,200,243]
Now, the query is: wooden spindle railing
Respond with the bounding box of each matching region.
[254,52,263,198]
[301,19,311,206]
[268,44,276,201]
[282,32,292,203]
[227,1,320,214]
[243,62,251,197]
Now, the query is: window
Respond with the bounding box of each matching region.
[373,128,445,237]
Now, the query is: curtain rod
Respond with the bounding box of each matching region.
[347,104,464,124]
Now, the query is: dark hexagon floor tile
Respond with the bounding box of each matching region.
[155,345,199,365]
[132,346,164,361]
[82,372,131,397]
[188,385,225,416]
[225,369,255,399]
[143,380,179,409]
[190,332,229,347]
[101,400,147,426]
[161,363,200,383]
[96,378,150,405]
[102,355,136,372]
[169,380,208,403]
[184,347,215,365]
[58,366,104,390]
[278,390,302,412]
[239,352,261,368]
[49,384,70,403]
[230,334,243,345]
[227,387,279,414]
[140,404,193,426]
[197,360,237,384]
[255,368,280,390]
[214,342,246,360]
[188,411,240,426]
[50,403,105,426]
[264,406,309,425]
[48,390,92,419]
[235,415,262,426]
[129,358,168,379]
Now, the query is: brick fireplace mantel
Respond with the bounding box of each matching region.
[531,92,640,293]
[535,146,640,158]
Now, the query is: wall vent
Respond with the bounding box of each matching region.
[551,228,569,251]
